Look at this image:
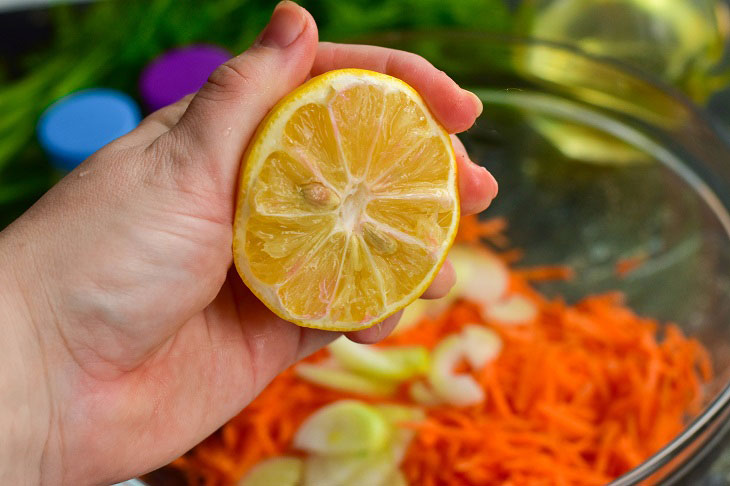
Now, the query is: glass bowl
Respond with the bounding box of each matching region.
[368,33,730,485]
[137,35,730,486]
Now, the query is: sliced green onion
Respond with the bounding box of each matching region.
[327,338,429,381]
[449,245,509,309]
[429,335,485,407]
[328,337,399,378]
[486,294,538,325]
[302,455,366,486]
[374,404,425,464]
[346,449,398,486]
[374,404,426,426]
[379,346,430,377]
[293,400,391,455]
[327,338,428,381]
[395,245,509,335]
[295,363,397,397]
[297,404,418,486]
[390,427,417,466]
[387,469,409,486]
[408,380,442,407]
[432,374,485,407]
[461,324,503,369]
[238,456,302,486]
[303,450,396,486]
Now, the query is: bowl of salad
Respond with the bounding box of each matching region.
[139,35,730,486]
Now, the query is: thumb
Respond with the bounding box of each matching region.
[166,1,318,188]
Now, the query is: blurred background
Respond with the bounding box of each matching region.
[5,1,730,484]
[2,0,730,229]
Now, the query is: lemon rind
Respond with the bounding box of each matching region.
[233,69,460,331]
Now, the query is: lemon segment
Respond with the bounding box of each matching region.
[234,69,459,331]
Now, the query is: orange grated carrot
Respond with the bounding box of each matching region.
[499,248,525,264]
[166,227,713,486]
[455,215,508,245]
[615,251,649,277]
[515,265,576,282]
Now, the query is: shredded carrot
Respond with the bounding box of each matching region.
[615,251,649,277]
[166,216,712,486]
[454,215,508,247]
[455,214,525,265]
[515,265,575,282]
[499,248,525,264]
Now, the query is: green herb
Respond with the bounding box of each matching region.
[0,0,511,227]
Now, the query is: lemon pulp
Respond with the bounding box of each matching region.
[234,69,459,331]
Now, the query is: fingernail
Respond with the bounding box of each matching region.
[258,1,306,48]
[467,91,483,117]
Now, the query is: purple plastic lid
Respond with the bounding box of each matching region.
[139,44,231,112]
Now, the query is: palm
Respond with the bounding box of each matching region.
[95,278,312,474]
[44,159,346,482]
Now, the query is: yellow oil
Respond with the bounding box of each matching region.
[516,0,730,102]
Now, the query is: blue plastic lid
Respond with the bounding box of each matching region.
[37,88,142,172]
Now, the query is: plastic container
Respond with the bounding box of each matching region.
[37,88,141,172]
[139,44,231,112]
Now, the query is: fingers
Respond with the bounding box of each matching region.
[129,93,196,144]
[421,259,456,299]
[165,1,319,186]
[452,134,498,215]
[226,270,339,393]
[313,42,481,133]
[346,310,402,344]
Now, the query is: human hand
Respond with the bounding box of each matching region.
[0,2,497,484]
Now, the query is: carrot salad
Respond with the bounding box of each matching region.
[170,216,712,486]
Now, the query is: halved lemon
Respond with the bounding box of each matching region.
[233,69,459,331]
